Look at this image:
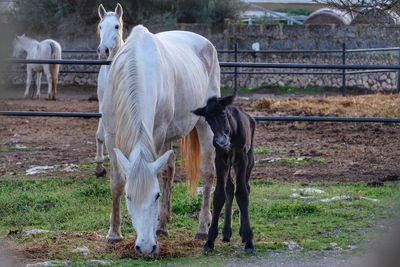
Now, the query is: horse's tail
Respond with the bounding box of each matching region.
[49,42,61,100]
[180,127,201,196]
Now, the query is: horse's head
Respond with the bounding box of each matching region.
[12,34,26,58]
[193,95,235,151]
[97,3,123,59]
[114,148,173,257]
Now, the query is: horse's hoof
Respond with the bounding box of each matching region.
[203,245,213,255]
[195,233,208,241]
[106,235,123,244]
[95,168,107,177]
[156,229,168,237]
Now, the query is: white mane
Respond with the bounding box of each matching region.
[111,26,158,205]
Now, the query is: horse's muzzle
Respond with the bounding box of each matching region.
[214,135,230,151]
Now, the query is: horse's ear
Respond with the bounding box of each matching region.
[114,148,133,178]
[192,107,206,117]
[115,3,123,18]
[98,4,107,19]
[149,150,173,176]
[219,94,235,107]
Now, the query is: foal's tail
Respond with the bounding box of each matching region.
[180,128,201,196]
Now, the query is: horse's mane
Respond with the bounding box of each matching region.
[111,25,158,206]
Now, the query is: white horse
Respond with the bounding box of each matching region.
[94,3,125,177]
[102,25,220,257]
[12,34,62,100]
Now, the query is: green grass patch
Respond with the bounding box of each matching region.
[0,177,399,265]
[272,157,327,166]
[254,146,275,155]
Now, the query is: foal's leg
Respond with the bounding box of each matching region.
[204,151,229,253]
[157,143,175,236]
[234,152,254,253]
[105,137,124,242]
[195,122,216,240]
[24,68,32,98]
[35,72,42,99]
[222,172,234,242]
[95,119,107,177]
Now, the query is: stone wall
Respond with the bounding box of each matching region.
[6,23,400,92]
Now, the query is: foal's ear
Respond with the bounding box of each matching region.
[219,94,235,107]
[192,107,206,117]
[98,4,107,19]
[115,3,123,18]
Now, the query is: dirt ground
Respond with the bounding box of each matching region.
[1,87,400,184]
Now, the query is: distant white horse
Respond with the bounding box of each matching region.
[102,25,220,257]
[94,3,124,177]
[13,34,62,100]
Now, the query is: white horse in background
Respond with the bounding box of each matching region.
[13,34,62,100]
[94,3,124,177]
[102,25,220,257]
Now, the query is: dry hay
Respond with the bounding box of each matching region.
[251,94,400,118]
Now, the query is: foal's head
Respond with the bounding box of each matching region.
[193,95,235,151]
[97,3,123,59]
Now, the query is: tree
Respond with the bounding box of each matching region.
[312,0,399,14]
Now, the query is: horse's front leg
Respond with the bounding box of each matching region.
[204,150,229,253]
[157,142,175,236]
[234,152,254,253]
[195,124,216,240]
[24,67,32,98]
[95,119,107,177]
[106,136,124,242]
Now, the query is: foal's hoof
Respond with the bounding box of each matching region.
[194,233,208,241]
[222,237,231,243]
[245,242,255,255]
[203,245,213,255]
[156,229,169,237]
[95,168,107,178]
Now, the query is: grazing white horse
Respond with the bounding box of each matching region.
[102,25,220,257]
[12,34,62,100]
[94,3,125,177]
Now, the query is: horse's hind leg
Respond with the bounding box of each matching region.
[44,66,53,100]
[95,119,107,177]
[35,72,42,99]
[24,68,32,98]
[157,143,175,236]
[222,173,234,242]
[195,123,215,240]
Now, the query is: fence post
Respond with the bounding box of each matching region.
[397,48,400,93]
[234,43,238,95]
[341,43,346,96]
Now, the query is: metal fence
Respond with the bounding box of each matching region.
[7,44,400,95]
[3,46,400,123]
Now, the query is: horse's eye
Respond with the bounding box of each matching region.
[155,193,160,201]
[99,25,102,30]
[115,25,119,29]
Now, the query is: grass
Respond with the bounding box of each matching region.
[254,146,275,155]
[273,157,327,166]
[0,177,399,265]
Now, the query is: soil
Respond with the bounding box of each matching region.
[1,88,400,184]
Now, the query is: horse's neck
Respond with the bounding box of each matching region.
[108,37,124,61]
[227,108,238,138]
[21,38,39,58]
